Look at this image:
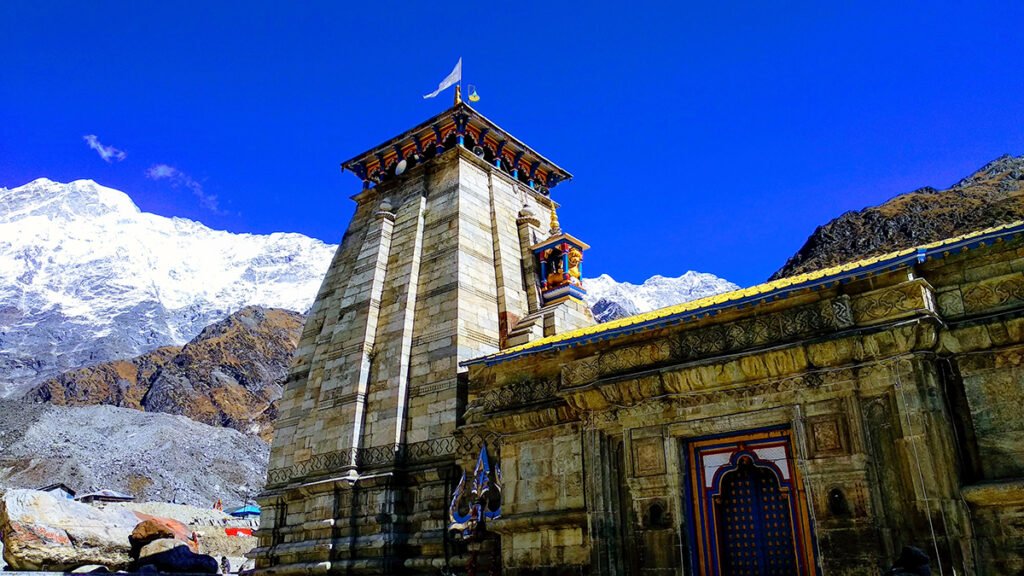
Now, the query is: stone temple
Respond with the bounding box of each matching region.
[254,95,1024,575]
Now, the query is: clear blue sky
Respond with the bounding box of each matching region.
[2,2,1022,287]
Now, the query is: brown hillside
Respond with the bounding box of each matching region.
[30,306,303,441]
[771,154,1024,280]
[31,346,180,408]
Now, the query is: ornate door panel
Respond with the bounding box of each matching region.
[715,456,797,575]
[683,427,817,576]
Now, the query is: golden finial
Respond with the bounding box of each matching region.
[454,84,462,105]
[549,205,561,236]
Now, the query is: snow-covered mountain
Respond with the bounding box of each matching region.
[0,178,737,397]
[584,272,739,323]
[0,178,337,395]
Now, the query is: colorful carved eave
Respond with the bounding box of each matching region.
[464,220,1024,366]
[340,102,573,191]
[530,232,591,253]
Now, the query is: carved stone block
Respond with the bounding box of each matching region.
[561,355,599,387]
[808,415,849,457]
[936,289,966,317]
[632,436,666,477]
[851,281,933,325]
[598,339,672,377]
[673,296,854,364]
[480,377,559,413]
[962,272,1024,315]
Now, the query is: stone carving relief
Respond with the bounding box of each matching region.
[850,281,931,324]
[562,356,599,388]
[961,273,1024,315]
[632,437,667,477]
[670,297,854,368]
[807,415,849,457]
[476,377,560,413]
[936,289,966,317]
[566,296,856,389]
[598,339,673,376]
[665,368,855,410]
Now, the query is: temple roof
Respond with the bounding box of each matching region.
[340,102,573,192]
[465,220,1024,366]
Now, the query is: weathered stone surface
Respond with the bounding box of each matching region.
[0,489,138,570]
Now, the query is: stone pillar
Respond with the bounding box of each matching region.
[516,205,543,314]
[349,199,396,465]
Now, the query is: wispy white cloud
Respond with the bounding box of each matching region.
[83,134,127,163]
[145,163,221,212]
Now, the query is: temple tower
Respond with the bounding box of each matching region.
[253,99,593,575]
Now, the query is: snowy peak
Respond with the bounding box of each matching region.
[584,271,739,323]
[0,179,337,394]
[1,178,140,223]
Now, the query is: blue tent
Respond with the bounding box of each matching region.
[228,504,261,517]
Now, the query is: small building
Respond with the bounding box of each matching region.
[228,504,261,518]
[37,483,76,500]
[76,489,135,504]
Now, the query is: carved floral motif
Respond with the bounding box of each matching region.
[851,282,931,323]
[599,339,673,376]
[477,377,560,413]
[562,356,599,388]
[961,274,1024,314]
[674,296,854,366]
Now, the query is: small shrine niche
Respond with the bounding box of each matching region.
[531,221,589,306]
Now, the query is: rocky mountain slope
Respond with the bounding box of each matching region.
[772,154,1024,280]
[0,400,268,507]
[585,272,739,322]
[0,178,336,395]
[29,306,302,440]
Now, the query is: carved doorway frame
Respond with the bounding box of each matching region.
[682,426,818,576]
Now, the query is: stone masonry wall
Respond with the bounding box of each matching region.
[467,238,1024,576]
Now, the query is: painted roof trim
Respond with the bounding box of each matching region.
[530,232,591,252]
[464,220,1024,367]
[340,102,573,185]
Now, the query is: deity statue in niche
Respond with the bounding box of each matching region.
[542,247,568,288]
[533,236,588,305]
[567,247,583,286]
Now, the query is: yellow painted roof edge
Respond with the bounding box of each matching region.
[471,220,1024,363]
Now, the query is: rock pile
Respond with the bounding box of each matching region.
[0,400,268,507]
[0,490,220,573]
[129,518,216,574]
[1,489,140,570]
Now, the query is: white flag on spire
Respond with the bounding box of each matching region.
[423,58,462,99]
